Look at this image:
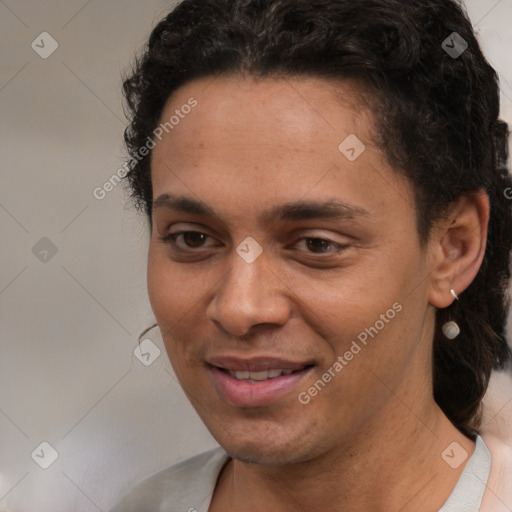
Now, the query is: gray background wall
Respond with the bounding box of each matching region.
[1,1,511,510]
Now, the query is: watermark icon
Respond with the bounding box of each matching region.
[31,32,58,59]
[31,441,59,469]
[504,187,512,200]
[298,302,403,404]
[441,441,468,469]
[338,134,365,161]
[93,97,198,200]
[236,237,263,263]
[32,237,58,263]
[441,32,468,59]
[134,339,161,366]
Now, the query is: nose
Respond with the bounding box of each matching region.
[205,248,291,337]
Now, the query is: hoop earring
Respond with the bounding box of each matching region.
[442,289,460,339]
[138,322,158,344]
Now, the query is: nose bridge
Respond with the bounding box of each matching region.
[207,244,290,336]
[221,246,271,310]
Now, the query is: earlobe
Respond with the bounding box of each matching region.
[427,190,489,309]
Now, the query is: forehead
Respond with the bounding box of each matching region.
[151,75,376,177]
[165,75,367,136]
[149,75,414,228]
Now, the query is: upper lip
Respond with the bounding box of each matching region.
[208,355,313,372]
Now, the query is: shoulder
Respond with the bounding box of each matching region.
[110,446,230,512]
[479,434,512,511]
[479,370,512,511]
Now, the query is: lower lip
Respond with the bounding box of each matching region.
[209,366,313,407]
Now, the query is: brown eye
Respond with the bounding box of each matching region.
[159,231,215,250]
[296,237,347,254]
[181,232,209,248]
[305,238,333,253]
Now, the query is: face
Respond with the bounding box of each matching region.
[148,75,435,465]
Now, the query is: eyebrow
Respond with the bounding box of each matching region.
[151,193,370,223]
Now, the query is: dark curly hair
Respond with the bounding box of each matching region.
[121,0,512,436]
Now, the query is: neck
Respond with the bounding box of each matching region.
[212,400,475,512]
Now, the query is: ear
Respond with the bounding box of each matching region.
[427,190,489,308]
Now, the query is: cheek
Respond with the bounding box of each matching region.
[276,262,397,338]
[146,246,213,363]
[147,249,175,321]
[147,247,200,322]
[291,254,423,366]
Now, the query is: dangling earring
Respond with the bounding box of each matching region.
[442,289,460,339]
[138,322,158,344]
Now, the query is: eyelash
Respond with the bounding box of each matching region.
[158,231,348,255]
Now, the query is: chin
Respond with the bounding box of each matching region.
[208,421,321,466]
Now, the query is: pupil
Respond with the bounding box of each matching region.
[307,238,330,252]
[184,232,206,247]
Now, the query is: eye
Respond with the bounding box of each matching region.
[158,232,349,257]
[159,231,216,250]
[294,237,348,254]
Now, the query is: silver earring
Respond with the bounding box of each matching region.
[442,320,460,339]
[442,289,460,339]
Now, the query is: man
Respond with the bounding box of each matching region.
[112,0,512,510]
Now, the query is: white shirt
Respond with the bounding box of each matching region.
[111,435,491,512]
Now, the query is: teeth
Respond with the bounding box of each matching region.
[228,368,297,381]
[249,370,269,381]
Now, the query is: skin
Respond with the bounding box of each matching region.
[147,75,489,512]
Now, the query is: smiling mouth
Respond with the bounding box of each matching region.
[208,362,315,406]
[216,366,313,383]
